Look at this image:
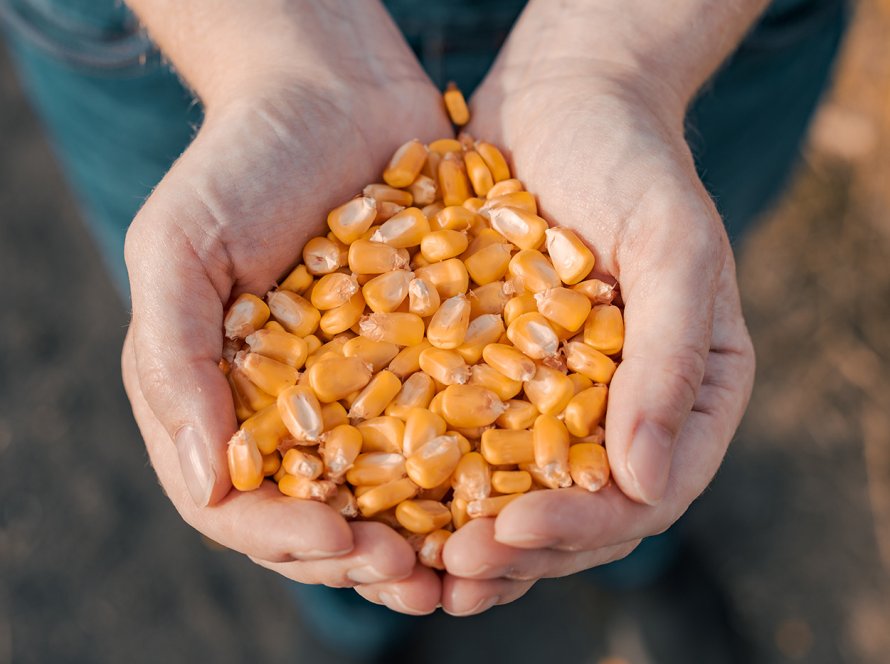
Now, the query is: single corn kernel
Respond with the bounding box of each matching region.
[565,342,617,384]
[544,227,596,285]
[414,258,469,299]
[385,372,437,419]
[225,293,270,339]
[261,451,281,477]
[363,183,413,207]
[432,205,479,232]
[321,424,363,482]
[361,269,412,313]
[451,496,470,529]
[426,294,471,349]
[467,493,521,518]
[278,474,338,501]
[480,429,534,465]
[383,139,428,188]
[491,470,532,494]
[229,366,275,413]
[482,343,537,381]
[583,305,625,356]
[348,370,402,421]
[572,279,616,304]
[418,529,451,569]
[568,373,594,395]
[245,328,309,369]
[482,191,538,216]
[438,152,472,206]
[569,443,610,492]
[310,273,359,310]
[369,207,430,248]
[496,399,540,430]
[524,364,575,416]
[347,239,409,274]
[279,264,313,294]
[345,452,406,486]
[302,236,343,275]
[468,281,512,318]
[282,447,324,480]
[464,242,513,285]
[470,364,523,400]
[534,287,592,332]
[463,150,494,197]
[533,414,572,488]
[375,201,406,222]
[407,277,441,318]
[396,499,452,534]
[236,351,298,396]
[475,141,511,182]
[452,451,491,501]
[359,312,425,347]
[356,416,405,453]
[418,347,470,386]
[277,385,324,442]
[428,138,463,154]
[241,403,290,454]
[506,312,559,359]
[266,290,321,337]
[320,400,349,431]
[455,313,505,365]
[443,82,470,126]
[356,477,419,517]
[327,484,359,518]
[564,385,608,437]
[227,430,264,491]
[420,229,468,263]
[489,207,547,252]
[319,291,366,336]
[327,196,378,245]
[406,434,462,489]
[408,175,438,206]
[342,337,400,373]
[486,178,523,199]
[439,384,506,428]
[503,293,537,326]
[307,355,373,402]
[387,339,433,378]
[508,250,561,294]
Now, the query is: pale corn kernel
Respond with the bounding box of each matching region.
[468,281,512,318]
[583,305,625,355]
[227,430,264,491]
[320,424,363,482]
[439,384,506,428]
[241,403,290,454]
[426,294,471,349]
[432,205,479,232]
[506,312,559,359]
[482,191,538,216]
[320,401,349,431]
[467,493,521,518]
[348,239,409,274]
[568,373,594,395]
[327,196,377,244]
[408,277,441,317]
[279,264,313,294]
[236,351,298,397]
[438,152,472,206]
[524,364,575,416]
[572,278,616,304]
[229,366,275,414]
[414,258,469,299]
[278,474,338,501]
[357,416,405,453]
[307,356,372,402]
[482,343,536,381]
[245,328,309,369]
[491,470,532,494]
[402,407,448,456]
[418,529,451,570]
[451,496,471,529]
[369,207,430,248]
[418,347,470,386]
[277,385,324,442]
[396,499,452,534]
[508,249,561,294]
[310,273,359,311]
[464,241,513,285]
[533,414,572,488]
[224,293,270,339]
[319,291,366,336]
[463,150,494,197]
[534,287,592,332]
[345,452,406,486]
[342,337,400,373]
[363,183,413,207]
[452,451,491,501]
[455,314,505,364]
[470,364,523,401]
[383,139,428,188]
[564,385,608,437]
[480,429,534,465]
[408,175,438,206]
[544,227,596,285]
[375,201,405,223]
[359,312,425,347]
[420,229,468,263]
[406,434,462,489]
[387,339,433,378]
[486,178,523,199]
[304,335,323,355]
[569,443,610,492]
[348,370,402,420]
[261,451,281,477]
[357,477,419,517]
[361,269,412,313]
[282,447,324,480]
[474,141,511,182]
[443,82,470,125]
[385,372,437,419]
[565,342,617,384]
[266,290,321,337]
[429,138,463,154]
[495,399,540,430]
[327,484,359,518]
[302,236,343,275]
[503,293,537,326]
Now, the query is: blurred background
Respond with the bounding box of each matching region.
[1,1,888,663]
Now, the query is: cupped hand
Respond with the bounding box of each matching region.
[440,65,756,615]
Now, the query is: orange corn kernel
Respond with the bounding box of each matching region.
[359,312,425,347]
[363,183,413,207]
[236,351,298,397]
[432,205,479,232]
[508,249,561,294]
[414,258,469,299]
[403,407,448,456]
[443,82,470,125]
[569,443,610,492]
[277,385,324,442]
[320,424,363,482]
[438,152,472,206]
[452,451,491,501]
[229,366,275,413]
[463,150,494,197]
[451,496,471,529]
[426,294,471,349]
[534,287,592,332]
[496,399,539,430]
[303,334,323,355]
[347,239,409,274]
[524,364,574,416]
[533,414,572,488]
[418,529,451,569]
[361,269,412,313]
[429,138,463,154]
[418,347,470,386]
[420,229,469,263]
[227,430,264,491]
[406,434,462,489]
[302,236,343,275]
[408,175,438,207]
[480,429,534,465]
[486,178,523,199]
[261,451,282,477]
[342,337,400,373]
[568,373,594,395]
[266,290,320,337]
[468,281,512,318]
[241,403,290,455]
[482,343,537,381]
[318,291,365,336]
[369,207,430,248]
[327,196,377,244]
[465,241,513,285]
[544,227,595,285]
[224,293,270,339]
[356,477,419,517]
[307,355,373,402]
[375,201,406,223]
[491,470,532,494]
[467,493,521,518]
[278,474,338,501]
[279,264,313,294]
[282,447,324,480]
[385,372,437,419]
[439,384,506,428]
[583,304,625,356]
[503,293,537,326]
[564,385,608,437]
[470,363,523,401]
[572,281,616,308]
[565,342,617,384]
[310,273,359,311]
[228,372,256,422]
[407,277,441,317]
[396,499,452,534]
[383,139,428,188]
[320,400,349,432]
[506,312,559,359]
[348,370,402,421]
[356,416,405,453]
[482,191,538,216]
[475,141,511,182]
[387,339,433,378]
[345,452,406,486]
[245,328,309,369]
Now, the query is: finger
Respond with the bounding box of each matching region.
[249,521,415,587]
[123,335,353,561]
[441,575,535,617]
[354,564,442,616]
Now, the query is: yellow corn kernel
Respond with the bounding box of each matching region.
[468,281,512,318]
[418,347,470,386]
[451,496,470,529]
[307,355,372,402]
[543,227,595,284]
[503,293,537,326]
[418,529,451,570]
[572,427,605,446]
[496,399,539,430]
[463,150,494,197]
[420,229,468,263]
[361,269,412,313]
[438,152,472,206]
[432,205,479,232]
[272,461,288,483]
[304,334,323,355]
[347,239,409,274]
[443,82,470,125]
[328,484,359,518]
[491,470,532,494]
[572,278,616,305]
[422,201,445,219]
[532,414,572,488]
[363,183,413,207]
[383,139,428,188]
[439,384,506,428]
[327,196,377,245]
[342,337,400,373]
[356,477,419,517]
[278,474,338,501]
[277,385,324,443]
[423,151,442,192]
[320,424,363,482]
[467,493,521,518]
[406,434,462,489]
[305,334,351,369]
[426,294,471,349]
[369,207,430,248]
[357,416,405,453]
[449,431,472,455]
[569,443,610,492]
[261,451,281,477]
[309,273,359,311]
[236,351,298,397]
[564,385,608,437]
[319,291,365,336]
[428,138,463,154]
[266,290,320,337]
[481,343,536,381]
[241,403,290,454]
[506,312,559,359]
[475,141,511,182]
[279,264,313,294]
[403,407,448,457]
[385,372,437,419]
[567,373,594,395]
[375,201,405,223]
[470,364,523,401]
[282,447,324,480]
[486,178,523,199]
[565,342,617,384]
[482,191,538,216]
[414,258,469,299]
[396,499,452,534]
[508,249,561,294]
[534,287,592,332]
[263,320,285,333]
[452,451,491,501]
[463,196,487,216]
[464,241,513,285]
[227,430,264,491]
[524,364,574,416]
[407,174,438,206]
[229,366,275,413]
[228,372,255,422]
[345,452,406,486]
[490,205,549,250]
[302,236,343,275]
[320,400,349,431]
[583,305,625,356]
[224,293,270,339]
[387,339,433,378]
[407,277,441,318]
[359,312,425,346]
[245,328,309,369]
[348,370,402,421]
[453,316,502,366]
[480,429,534,465]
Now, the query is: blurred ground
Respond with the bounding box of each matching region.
[1,2,889,663]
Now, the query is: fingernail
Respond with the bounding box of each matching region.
[346,564,391,584]
[626,421,673,505]
[451,595,499,617]
[174,426,215,507]
[495,532,559,548]
[378,592,427,616]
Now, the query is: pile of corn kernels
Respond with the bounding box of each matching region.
[220,88,622,569]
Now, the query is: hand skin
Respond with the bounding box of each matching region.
[122,0,449,613]
[439,0,763,616]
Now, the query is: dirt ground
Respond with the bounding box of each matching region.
[1,3,889,663]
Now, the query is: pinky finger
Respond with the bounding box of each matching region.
[355,564,442,616]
